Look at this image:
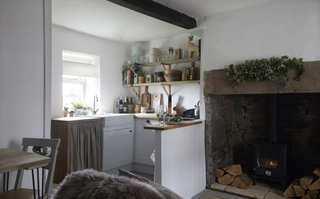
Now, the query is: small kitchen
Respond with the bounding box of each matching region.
[51,8,205,197]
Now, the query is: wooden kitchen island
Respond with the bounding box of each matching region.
[144,120,205,199]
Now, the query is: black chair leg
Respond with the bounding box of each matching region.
[32,169,36,199]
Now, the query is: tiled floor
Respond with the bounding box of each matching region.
[191,189,251,199]
[209,181,286,199]
[52,172,284,199]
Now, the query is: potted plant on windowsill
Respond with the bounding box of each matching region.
[137,66,146,83]
[69,110,74,117]
[63,107,68,117]
[71,101,86,116]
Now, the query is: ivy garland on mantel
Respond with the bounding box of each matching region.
[226,55,305,88]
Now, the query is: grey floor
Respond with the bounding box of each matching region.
[130,171,251,199]
[52,171,251,199]
[191,189,252,199]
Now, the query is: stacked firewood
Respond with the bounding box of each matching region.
[283,168,320,198]
[216,164,252,189]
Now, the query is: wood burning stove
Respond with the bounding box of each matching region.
[252,94,290,190]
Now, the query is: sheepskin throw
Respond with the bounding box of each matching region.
[51,169,165,199]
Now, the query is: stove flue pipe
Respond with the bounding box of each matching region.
[268,94,278,142]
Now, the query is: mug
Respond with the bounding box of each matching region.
[140,107,148,113]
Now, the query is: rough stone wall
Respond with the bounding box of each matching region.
[205,93,320,188]
[278,94,320,176]
[205,94,267,187]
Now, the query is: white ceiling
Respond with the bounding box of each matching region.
[52,0,276,43]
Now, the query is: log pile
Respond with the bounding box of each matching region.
[283,168,320,198]
[216,164,252,189]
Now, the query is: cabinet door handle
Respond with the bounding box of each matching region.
[130,130,132,132]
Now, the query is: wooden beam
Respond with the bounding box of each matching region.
[106,0,197,29]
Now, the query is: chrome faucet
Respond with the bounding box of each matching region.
[93,95,99,115]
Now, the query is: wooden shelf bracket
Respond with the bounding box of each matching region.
[131,86,140,101]
[161,85,171,97]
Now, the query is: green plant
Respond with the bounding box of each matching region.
[154,114,163,122]
[83,106,92,110]
[188,34,194,42]
[170,115,184,122]
[71,101,86,109]
[226,55,304,88]
[63,107,68,111]
[136,66,145,77]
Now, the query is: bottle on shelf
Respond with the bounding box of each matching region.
[119,96,123,113]
[189,62,197,80]
[123,97,128,113]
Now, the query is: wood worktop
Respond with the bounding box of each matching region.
[144,120,203,131]
[51,116,103,122]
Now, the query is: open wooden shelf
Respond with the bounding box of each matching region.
[122,57,201,102]
[122,80,200,87]
[123,57,200,68]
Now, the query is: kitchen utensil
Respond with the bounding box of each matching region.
[154,72,164,82]
[140,107,148,113]
[157,76,164,82]
[135,104,141,113]
[168,95,172,115]
[194,101,200,119]
[141,86,151,108]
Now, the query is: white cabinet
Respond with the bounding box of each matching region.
[102,115,134,171]
[134,118,155,165]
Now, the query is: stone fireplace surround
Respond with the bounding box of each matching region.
[203,61,320,193]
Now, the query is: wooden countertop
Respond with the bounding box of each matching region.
[52,113,156,121]
[144,120,202,131]
[0,148,51,174]
[51,117,103,122]
[134,113,157,119]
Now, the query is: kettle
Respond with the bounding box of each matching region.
[194,101,200,119]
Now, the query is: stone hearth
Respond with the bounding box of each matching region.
[203,61,320,198]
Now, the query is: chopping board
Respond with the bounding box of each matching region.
[141,86,151,108]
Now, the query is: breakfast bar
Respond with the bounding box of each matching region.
[144,120,205,199]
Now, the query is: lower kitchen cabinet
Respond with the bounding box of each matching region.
[134,118,155,165]
[103,127,134,171]
[51,117,103,183]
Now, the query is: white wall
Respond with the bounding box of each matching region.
[202,0,320,71]
[199,0,320,119]
[51,25,132,117]
[0,0,50,190]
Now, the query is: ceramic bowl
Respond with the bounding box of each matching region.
[164,70,182,75]
[164,74,182,82]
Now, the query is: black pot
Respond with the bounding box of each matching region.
[154,72,164,82]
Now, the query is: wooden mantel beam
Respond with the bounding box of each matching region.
[106,0,197,29]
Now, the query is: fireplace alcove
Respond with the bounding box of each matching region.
[203,61,320,191]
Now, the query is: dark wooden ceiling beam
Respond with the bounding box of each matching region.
[107,0,197,29]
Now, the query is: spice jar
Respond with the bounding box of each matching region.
[182,68,187,81]
[189,63,197,80]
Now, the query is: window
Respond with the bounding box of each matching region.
[62,51,100,110]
